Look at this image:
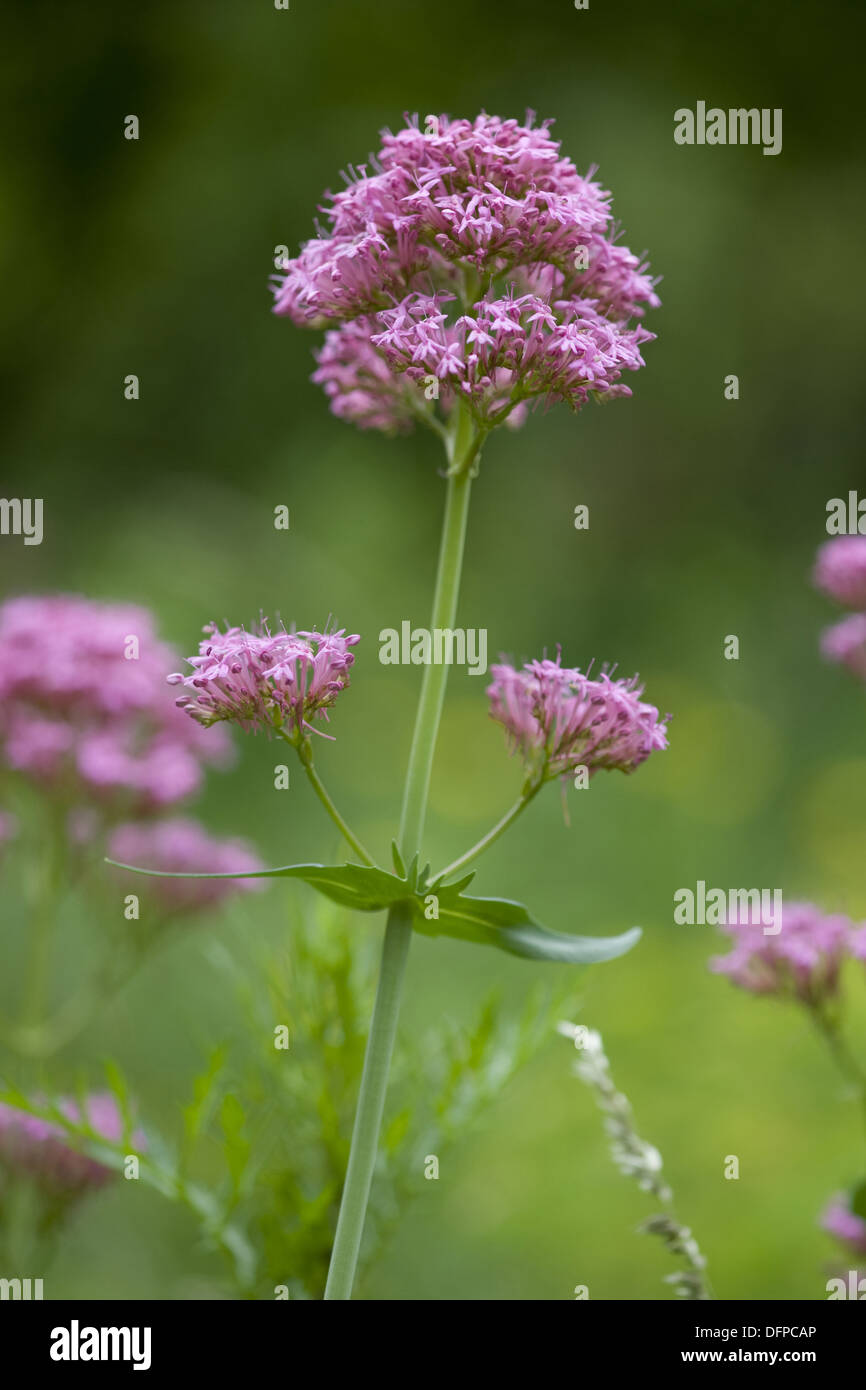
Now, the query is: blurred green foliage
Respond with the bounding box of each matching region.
[1,0,865,1299]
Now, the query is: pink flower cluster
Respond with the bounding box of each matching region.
[369,289,650,424]
[169,621,360,739]
[108,818,264,913]
[487,655,669,783]
[274,112,658,433]
[0,595,230,813]
[814,537,866,683]
[710,901,864,1003]
[821,1194,866,1257]
[0,1094,137,1196]
[0,595,264,917]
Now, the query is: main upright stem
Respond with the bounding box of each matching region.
[324,406,477,1300]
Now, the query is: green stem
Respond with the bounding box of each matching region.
[322,902,413,1300]
[323,403,479,1301]
[810,1003,866,1141]
[399,452,475,853]
[290,737,375,866]
[435,787,540,882]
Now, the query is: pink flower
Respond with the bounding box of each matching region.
[0,596,231,813]
[0,1094,141,1196]
[108,818,265,913]
[814,537,866,610]
[821,1195,866,1257]
[312,318,422,434]
[273,112,658,435]
[370,288,652,425]
[710,901,858,1002]
[487,655,669,783]
[820,613,866,683]
[169,621,359,739]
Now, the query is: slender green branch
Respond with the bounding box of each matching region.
[324,402,481,1301]
[435,785,541,881]
[809,1002,866,1140]
[280,733,375,866]
[303,760,375,866]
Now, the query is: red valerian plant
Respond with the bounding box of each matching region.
[111,112,665,1299]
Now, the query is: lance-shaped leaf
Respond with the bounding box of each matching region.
[105,857,641,962]
[411,883,642,964]
[105,857,412,914]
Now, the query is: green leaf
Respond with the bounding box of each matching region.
[103,1059,136,1151]
[220,1093,251,1198]
[106,856,641,962]
[412,884,642,964]
[382,1107,412,1154]
[181,1045,226,1174]
[272,864,410,912]
[106,856,412,914]
[390,840,406,877]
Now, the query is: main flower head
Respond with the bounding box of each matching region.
[274,112,659,435]
[487,655,669,783]
[169,621,360,740]
[0,595,230,813]
[710,901,858,1003]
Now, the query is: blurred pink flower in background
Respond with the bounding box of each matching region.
[108,818,265,913]
[820,613,866,683]
[821,1194,866,1257]
[0,595,231,813]
[710,901,860,1003]
[0,1094,141,1196]
[813,537,866,610]
[813,538,866,685]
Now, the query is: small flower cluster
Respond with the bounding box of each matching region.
[0,1095,136,1197]
[487,655,669,784]
[169,621,360,740]
[814,537,866,683]
[0,596,229,813]
[108,819,265,913]
[710,901,863,1004]
[369,289,651,425]
[275,112,658,435]
[559,1023,711,1300]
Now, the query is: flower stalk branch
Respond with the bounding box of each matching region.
[282,733,375,867]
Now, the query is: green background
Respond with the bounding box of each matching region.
[2,0,866,1299]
